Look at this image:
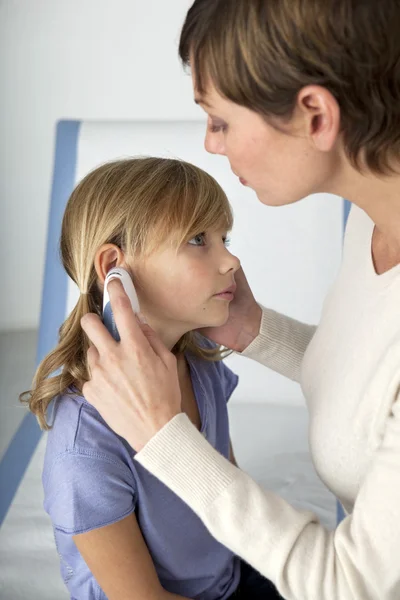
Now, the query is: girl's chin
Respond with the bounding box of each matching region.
[181,307,230,331]
[200,314,230,329]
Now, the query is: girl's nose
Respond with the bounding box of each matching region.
[219,249,241,274]
[204,118,226,156]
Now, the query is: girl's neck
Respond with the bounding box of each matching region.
[144,315,189,351]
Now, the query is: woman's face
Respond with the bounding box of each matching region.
[129,228,240,342]
[194,78,341,207]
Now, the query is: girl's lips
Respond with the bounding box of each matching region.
[214,285,236,300]
[239,177,248,186]
[214,291,235,300]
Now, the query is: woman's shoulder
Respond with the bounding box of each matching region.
[343,203,372,246]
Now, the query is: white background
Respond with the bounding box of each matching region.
[0,0,201,330]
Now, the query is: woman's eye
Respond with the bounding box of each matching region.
[188,233,206,246]
[209,121,228,133]
[223,236,231,247]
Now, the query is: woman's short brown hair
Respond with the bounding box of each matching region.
[180,0,400,174]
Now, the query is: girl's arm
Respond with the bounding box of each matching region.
[73,512,190,600]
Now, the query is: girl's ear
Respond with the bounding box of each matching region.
[94,244,126,283]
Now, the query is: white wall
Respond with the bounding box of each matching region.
[0,0,199,331]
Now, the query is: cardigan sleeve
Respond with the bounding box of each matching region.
[240,305,316,383]
[135,374,400,600]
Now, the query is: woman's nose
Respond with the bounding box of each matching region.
[204,119,226,156]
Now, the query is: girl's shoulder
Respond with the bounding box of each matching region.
[42,388,137,535]
[188,341,239,404]
[44,388,133,474]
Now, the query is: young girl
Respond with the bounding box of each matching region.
[21,157,279,600]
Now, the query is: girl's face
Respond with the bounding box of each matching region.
[193,78,342,207]
[129,228,240,343]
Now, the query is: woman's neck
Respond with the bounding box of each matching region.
[334,160,400,252]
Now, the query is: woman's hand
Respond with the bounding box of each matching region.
[81,279,182,451]
[199,267,262,352]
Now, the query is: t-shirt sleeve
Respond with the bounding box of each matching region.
[219,361,239,403]
[43,450,136,535]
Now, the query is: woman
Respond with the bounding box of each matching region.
[80,1,400,598]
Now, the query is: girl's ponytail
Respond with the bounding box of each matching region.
[19,289,99,430]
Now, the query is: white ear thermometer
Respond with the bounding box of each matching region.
[102,267,141,341]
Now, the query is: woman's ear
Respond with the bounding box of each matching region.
[94,244,126,284]
[296,85,340,152]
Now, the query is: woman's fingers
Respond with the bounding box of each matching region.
[106,278,175,367]
[86,344,99,375]
[108,279,177,366]
[80,278,182,451]
[140,322,177,367]
[106,278,154,352]
[81,278,171,365]
[81,312,117,354]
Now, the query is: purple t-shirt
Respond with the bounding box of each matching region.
[42,350,240,600]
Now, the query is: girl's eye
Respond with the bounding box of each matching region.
[188,233,206,246]
[188,233,231,247]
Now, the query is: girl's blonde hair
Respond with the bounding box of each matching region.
[21,157,233,429]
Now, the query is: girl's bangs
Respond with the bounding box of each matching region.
[141,184,233,253]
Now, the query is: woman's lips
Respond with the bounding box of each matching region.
[239,177,248,186]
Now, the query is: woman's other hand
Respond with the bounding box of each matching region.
[199,268,262,352]
[81,279,182,451]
